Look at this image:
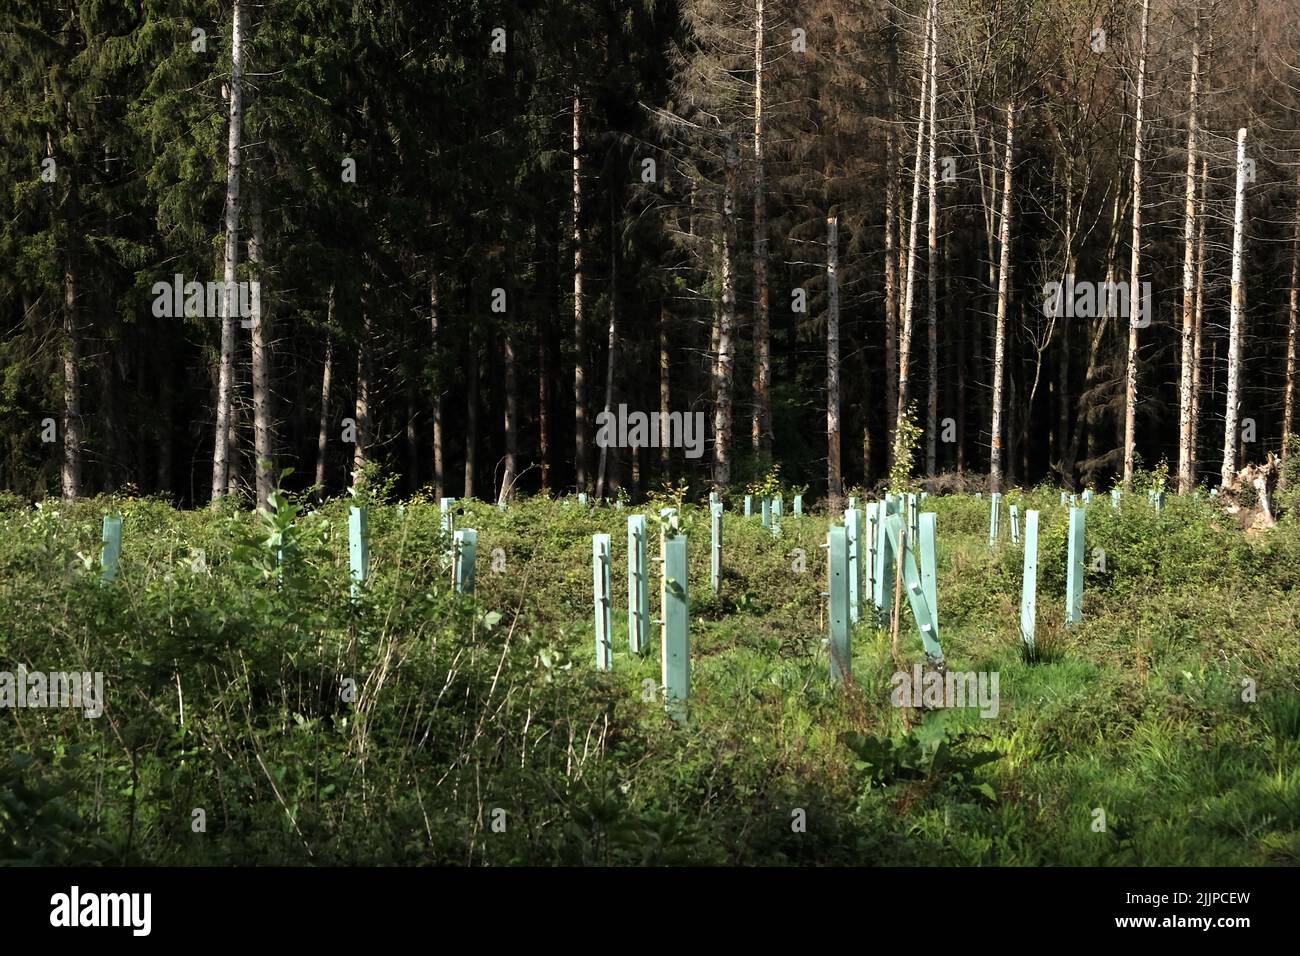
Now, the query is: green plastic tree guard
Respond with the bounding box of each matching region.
[593,533,613,670]
[761,496,771,529]
[709,502,723,596]
[1065,506,1084,625]
[627,515,649,654]
[1009,503,1020,543]
[101,516,122,583]
[989,491,1001,545]
[1111,488,1121,508]
[880,514,944,664]
[772,494,782,537]
[919,512,938,633]
[827,526,851,682]
[1020,509,1039,650]
[907,493,919,541]
[844,508,861,625]
[744,495,753,517]
[454,528,477,594]
[578,492,589,509]
[794,494,803,517]
[349,505,369,598]
[661,532,690,720]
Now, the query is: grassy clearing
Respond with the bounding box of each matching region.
[1,486,1297,865]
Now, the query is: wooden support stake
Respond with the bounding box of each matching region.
[661,531,690,720]
[349,505,369,598]
[1065,506,1085,625]
[1020,510,1040,650]
[1009,503,1020,543]
[101,516,122,583]
[593,533,613,670]
[827,526,851,682]
[627,515,649,654]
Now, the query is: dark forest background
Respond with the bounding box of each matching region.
[3,0,1300,509]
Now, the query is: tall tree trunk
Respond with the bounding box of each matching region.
[537,315,551,495]
[712,134,739,491]
[596,206,618,498]
[989,102,1015,492]
[896,0,932,436]
[465,334,478,498]
[248,190,273,509]
[827,216,842,511]
[924,0,939,477]
[751,0,771,461]
[57,152,82,501]
[659,302,671,481]
[430,276,445,499]
[500,331,519,504]
[884,13,899,472]
[1283,173,1300,460]
[211,0,245,506]
[572,93,587,493]
[1122,0,1150,488]
[353,291,371,478]
[1191,157,1208,474]
[315,285,334,497]
[1221,127,1249,487]
[1177,9,1201,493]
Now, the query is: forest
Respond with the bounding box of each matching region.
[4,0,1300,507]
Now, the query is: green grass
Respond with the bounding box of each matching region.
[0,486,1297,865]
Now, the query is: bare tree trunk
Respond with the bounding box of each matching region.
[1221,127,1249,487]
[751,0,771,461]
[353,292,371,478]
[572,93,587,494]
[248,190,273,509]
[500,331,519,504]
[596,206,618,498]
[315,286,335,497]
[883,14,899,472]
[660,302,671,481]
[431,276,445,499]
[712,134,739,491]
[1191,157,1208,474]
[1284,173,1299,460]
[827,216,842,511]
[924,0,939,476]
[537,319,551,495]
[211,0,245,506]
[989,102,1015,493]
[1177,10,1201,493]
[896,0,933,435]
[465,335,478,498]
[1122,0,1150,488]
[61,251,81,501]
